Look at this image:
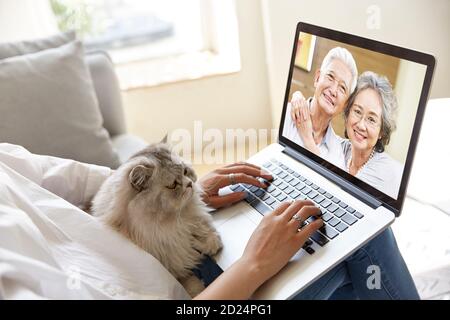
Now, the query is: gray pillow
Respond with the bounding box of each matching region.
[0,31,76,59]
[0,40,121,168]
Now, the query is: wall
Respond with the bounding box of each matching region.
[261,0,450,129]
[121,0,272,154]
[0,0,58,42]
[386,60,427,163]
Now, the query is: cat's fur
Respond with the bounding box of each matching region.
[91,142,223,297]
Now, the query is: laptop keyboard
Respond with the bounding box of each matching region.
[229,158,365,254]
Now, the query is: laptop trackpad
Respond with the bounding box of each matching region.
[213,207,259,271]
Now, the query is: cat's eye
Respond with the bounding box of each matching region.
[167,181,178,190]
[184,168,188,175]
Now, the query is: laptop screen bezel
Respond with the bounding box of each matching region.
[278,22,436,216]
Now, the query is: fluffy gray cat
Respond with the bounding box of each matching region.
[91,142,223,297]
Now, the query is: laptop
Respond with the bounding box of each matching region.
[211,22,436,299]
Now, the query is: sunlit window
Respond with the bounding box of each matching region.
[49,0,240,89]
[49,0,206,63]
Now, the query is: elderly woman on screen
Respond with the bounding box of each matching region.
[283,47,358,168]
[342,71,403,198]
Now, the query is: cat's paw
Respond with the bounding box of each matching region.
[203,231,223,256]
[181,275,205,298]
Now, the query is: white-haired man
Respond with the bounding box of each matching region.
[283,47,358,168]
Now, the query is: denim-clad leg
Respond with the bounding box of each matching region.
[293,227,420,300]
[343,227,419,299]
[329,282,358,300]
[194,227,420,300]
[292,260,352,300]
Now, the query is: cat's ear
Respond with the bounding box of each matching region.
[160,134,168,144]
[129,164,154,192]
[185,166,197,182]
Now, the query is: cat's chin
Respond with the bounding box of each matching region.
[181,186,194,202]
[179,187,203,210]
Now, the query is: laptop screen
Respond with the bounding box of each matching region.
[279,23,435,213]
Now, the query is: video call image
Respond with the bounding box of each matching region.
[282,32,427,199]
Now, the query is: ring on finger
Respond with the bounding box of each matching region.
[228,173,236,185]
[292,213,302,223]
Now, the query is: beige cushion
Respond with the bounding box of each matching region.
[0,40,120,168]
[0,31,75,59]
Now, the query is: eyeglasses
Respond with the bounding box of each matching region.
[349,105,381,128]
[324,72,349,96]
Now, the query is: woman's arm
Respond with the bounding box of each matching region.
[194,201,323,300]
[193,258,265,300]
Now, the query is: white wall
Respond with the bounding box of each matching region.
[386,60,427,163]
[122,0,271,146]
[0,0,58,42]
[261,0,450,128]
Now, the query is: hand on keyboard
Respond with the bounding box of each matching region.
[199,162,273,209]
[241,200,323,283]
[231,159,365,249]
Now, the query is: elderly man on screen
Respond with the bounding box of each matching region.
[282,47,358,168]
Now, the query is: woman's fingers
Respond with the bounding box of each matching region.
[291,93,308,126]
[269,201,292,216]
[291,103,300,123]
[295,105,301,123]
[203,163,274,198]
[231,173,269,188]
[279,200,323,246]
[220,165,272,181]
[215,173,267,190]
[280,200,315,221]
[291,92,305,123]
[277,200,304,219]
[224,161,260,170]
[207,192,247,209]
[295,219,323,246]
[293,97,301,116]
[290,102,297,122]
[287,205,321,231]
[299,99,309,121]
[292,91,303,100]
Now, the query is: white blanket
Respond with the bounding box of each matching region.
[0,143,189,299]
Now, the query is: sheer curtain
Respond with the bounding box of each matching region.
[0,0,58,42]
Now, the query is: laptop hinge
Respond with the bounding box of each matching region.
[283,146,382,209]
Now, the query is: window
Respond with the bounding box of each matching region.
[50,0,241,89]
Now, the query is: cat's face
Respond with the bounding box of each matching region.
[126,143,198,214]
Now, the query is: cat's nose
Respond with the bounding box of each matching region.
[186,181,193,188]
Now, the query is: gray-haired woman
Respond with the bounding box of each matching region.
[342,71,403,198]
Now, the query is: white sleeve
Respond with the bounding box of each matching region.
[282,102,304,146]
[0,143,113,206]
[282,102,295,139]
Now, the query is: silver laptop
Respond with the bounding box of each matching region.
[211,22,436,299]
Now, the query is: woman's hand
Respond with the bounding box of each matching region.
[198,162,273,209]
[290,91,314,143]
[241,200,323,284]
[290,91,304,125]
[194,200,323,300]
[290,91,320,155]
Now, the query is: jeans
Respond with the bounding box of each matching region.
[193,227,420,300]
